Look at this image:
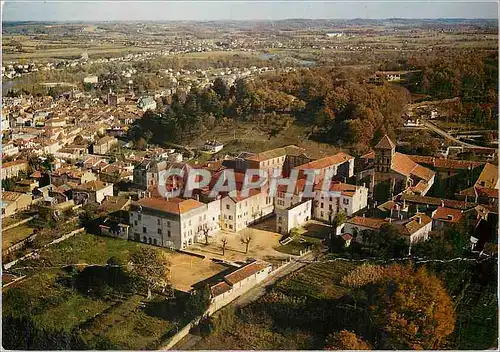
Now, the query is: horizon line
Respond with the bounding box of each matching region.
[3,17,498,22]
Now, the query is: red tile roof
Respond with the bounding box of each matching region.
[224,261,269,286]
[134,197,204,215]
[2,159,27,168]
[346,216,388,230]
[407,155,484,170]
[374,135,396,150]
[432,207,464,223]
[391,153,435,182]
[295,152,353,171]
[399,194,476,210]
[210,281,232,297]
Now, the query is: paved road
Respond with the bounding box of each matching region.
[172,253,313,350]
[421,119,489,149]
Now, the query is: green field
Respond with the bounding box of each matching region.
[3,223,34,249]
[277,261,354,300]
[3,232,180,349]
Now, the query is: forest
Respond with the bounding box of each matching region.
[128,49,498,154]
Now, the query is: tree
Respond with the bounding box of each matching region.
[240,231,253,254]
[343,263,456,349]
[184,285,212,319]
[42,154,56,171]
[201,224,210,245]
[325,330,371,350]
[220,237,228,256]
[212,77,229,100]
[330,211,346,238]
[2,178,15,191]
[134,137,147,151]
[128,247,171,299]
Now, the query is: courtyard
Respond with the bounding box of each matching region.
[187,217,332,263]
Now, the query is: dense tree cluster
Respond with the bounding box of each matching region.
[342,263,456,350]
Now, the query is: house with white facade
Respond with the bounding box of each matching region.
[129,197,220,249]
[274,178,312,234]
[137,96,157,111]
[72,180,114,204]
[313,182,368,222]
[203,140,224,153]
[220,189,274,232]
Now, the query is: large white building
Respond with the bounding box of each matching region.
[129,197,220,249]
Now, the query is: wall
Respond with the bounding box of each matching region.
[276,200,312,234]
[2,216,34,231]
[4,228,84,270]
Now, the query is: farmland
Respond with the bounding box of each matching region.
[190,260,361,350]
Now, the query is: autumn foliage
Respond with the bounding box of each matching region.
[341,263,455,350]
[325,330,372,350]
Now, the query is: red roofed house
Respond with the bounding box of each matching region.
[432,206,465,231]
[294,152,355,183]
[458,163,499,206]
[344,213,432,244]
[192,260,272,312]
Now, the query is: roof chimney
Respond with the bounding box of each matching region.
[415,216,421,224]
[440,199,444,207]
[447,215,453,221]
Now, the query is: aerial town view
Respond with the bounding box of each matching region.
[1,0,498,350]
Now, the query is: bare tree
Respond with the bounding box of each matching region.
[220,237,228,256]
[240,231,253,254]
[201,223,210,245]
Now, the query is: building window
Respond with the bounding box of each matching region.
[226,204,230,210]
[134,220,138,226]
[153,238,157,245]
[148,237,152,244]
[138,214,142,221]
[229,215,233,220]
[329,204,333,210]
[143,227,147,233]
[168,230,171,237]
[167,221,171,227]
[320,203,324,209]
[343,198,349,205]
[229,225,233,229]
[320,211,324,217]
[158,228,162,234]
[143,236,147,242]
[157,219,161,225]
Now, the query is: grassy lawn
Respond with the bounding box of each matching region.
[3,269,112,332]
[3,223,34,248]
[3,232,187,349]
[274,224,325,256]
[81,294,176,350]
[28,231,150,267]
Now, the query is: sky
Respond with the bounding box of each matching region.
[2,0,498,21]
